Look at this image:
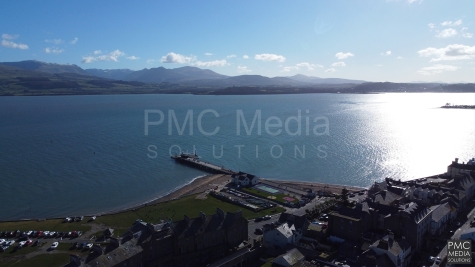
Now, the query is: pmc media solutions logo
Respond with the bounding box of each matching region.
[447,240,472,264]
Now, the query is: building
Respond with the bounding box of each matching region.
[447,158,475,178]
[231,171,259,187]
[429,203,451,236]
[273,248,306,267]
[364,232,412,267]
[67,208,248,267]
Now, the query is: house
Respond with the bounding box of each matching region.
[328,202,371,242]
[365,232,412,267]
[263,222,303,249]
[231,171,259,187]
[273,248,305,267]
[103,228,114,238]
[429,203,451,236]
[447,158,475,178]
[384,202,432,251]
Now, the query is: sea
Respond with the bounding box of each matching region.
[1,93,474,220]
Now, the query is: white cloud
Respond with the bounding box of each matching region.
[243,55,249,59]
[255,53,286,62]
[436,28,458,38]
[441,19,462,27]
[70,37,78,44]
[205,52,213,56]
[296,62,323,70]
[418,44,475,62]
[126,56,140,60]
[227,54,236,58]
[147,59,155,64]
[81,49,125,63]
[192,59,228,67]
[44,47,64,54]
[417,64,459,75]
[335,52,354,59]
[81,56,96,64]
[407,0,418,4]
[2,34,18,40]
[45,39,63,44]
[331,62,346,67]
[381,50,392,56]
[281,62,322,72]
[397,56,403,59]
[237,65,251,73]
[1,39,28,50]
[461,28,473,38]
[160,52,195,64]
[281,66,298,72]
[428,23,435,29]
[325,68,336,73]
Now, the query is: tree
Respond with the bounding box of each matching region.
[341,187,349,206]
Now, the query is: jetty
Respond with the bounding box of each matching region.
[171,152,235,175]
[441,103,475,109]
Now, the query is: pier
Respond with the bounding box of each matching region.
[171,153,236,175]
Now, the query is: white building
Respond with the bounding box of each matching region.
[263,222,302,249]
[231,172,259,187]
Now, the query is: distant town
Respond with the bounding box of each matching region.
[1,155,475,267]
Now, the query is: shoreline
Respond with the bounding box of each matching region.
[2,175,368,222]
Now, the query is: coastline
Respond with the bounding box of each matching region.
[2,174,367,222]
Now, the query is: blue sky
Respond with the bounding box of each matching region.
[1,0,475,83]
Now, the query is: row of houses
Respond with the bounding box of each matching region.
[326,158,475,267]
[67,208,249,267]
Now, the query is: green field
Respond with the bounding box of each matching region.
[0,193,284,267]
[95,194,284,228]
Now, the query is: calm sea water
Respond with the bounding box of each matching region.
[1,93,474,220]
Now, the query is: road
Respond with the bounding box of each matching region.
[431,201,475,266]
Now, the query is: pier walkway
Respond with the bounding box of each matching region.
[171,154,235,175]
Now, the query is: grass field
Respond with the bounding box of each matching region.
[0,193,285,267]
[95,194,284,228]
[4,253,70,267]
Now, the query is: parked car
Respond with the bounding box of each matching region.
[36,231,43,237]
[86,243,93,249]
[255,228,263,235]
[18,241,26,248]
[254,217,263,222]
[42,231,50,237]
[263,215,271,220]
[50,242,59,249]
[435,256,442,264]
[26,231,32,236]
[25,240,33,246]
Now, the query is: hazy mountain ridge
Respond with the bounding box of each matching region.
[0,60,89,75]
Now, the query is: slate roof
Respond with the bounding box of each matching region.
[400,202,431,223]
[279,212,308,230]
[431,203,451,223]
[277,248,305,266]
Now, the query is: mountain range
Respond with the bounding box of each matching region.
[0,60,366,87]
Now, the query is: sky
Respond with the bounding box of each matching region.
[1,0,475,83]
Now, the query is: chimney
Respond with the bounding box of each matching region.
[455,158,459,163]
